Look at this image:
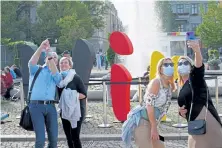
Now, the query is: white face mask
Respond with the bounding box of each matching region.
[178,64,191,75]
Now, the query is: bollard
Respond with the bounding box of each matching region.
[16,79,25,119]
[98,82,112,128]
[85,99,93,118]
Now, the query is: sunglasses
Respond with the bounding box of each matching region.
[162,63,174,67]
[178,61,190,66]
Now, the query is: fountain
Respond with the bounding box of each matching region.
[113,0,162,78]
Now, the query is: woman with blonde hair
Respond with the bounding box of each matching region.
[122,57,175,148]
[57,57,87,148]
[177,41,222,148]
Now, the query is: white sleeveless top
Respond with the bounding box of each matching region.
[143,78,172,119]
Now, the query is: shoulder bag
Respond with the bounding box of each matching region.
[19,66,42,131]
[188,78,208,135]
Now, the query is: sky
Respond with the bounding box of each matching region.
[111,0,135,27]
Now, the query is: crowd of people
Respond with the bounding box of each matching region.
[95,50,109,70]
[0,65,22,101]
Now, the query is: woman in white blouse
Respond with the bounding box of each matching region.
[134,58,175,148]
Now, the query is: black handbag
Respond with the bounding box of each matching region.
[188,78,208,135]
[19,67,42,131]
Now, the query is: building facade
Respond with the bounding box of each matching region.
[169,1,209,32]
[88,1,124,53]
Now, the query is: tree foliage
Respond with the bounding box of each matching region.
[1,1,36,41]
[1,1,107,54]
[106,33,115,65]
[32,1,93,53]
[154,1,176,32]
[196,2,222,48]
[83,1,108,29]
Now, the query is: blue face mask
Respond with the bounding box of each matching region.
[162,66,174,76]
[178,65,191,75]
[61,70,69,78]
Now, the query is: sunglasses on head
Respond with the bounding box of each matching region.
[178,61,190,66]
[162,63,174,67]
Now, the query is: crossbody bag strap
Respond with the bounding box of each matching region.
[27,66,43,104]
[188,77,208,121]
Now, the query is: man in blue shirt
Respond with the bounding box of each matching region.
[28,39,62,148]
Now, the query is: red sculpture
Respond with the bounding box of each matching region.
[109,31,133,121]
[109,31,133,55]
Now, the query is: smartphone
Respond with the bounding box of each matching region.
[47,51,53,57]
[159,135,165,142]
[186,32,196,58]
[186,32,196,40]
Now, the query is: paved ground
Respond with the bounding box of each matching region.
[0,140,187,148]
[1,99,222,136]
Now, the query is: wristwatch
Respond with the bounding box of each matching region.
[48,57,53,60]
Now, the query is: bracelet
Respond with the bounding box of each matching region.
[48,57,53,60]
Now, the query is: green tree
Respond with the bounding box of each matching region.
[1,1,36,41]
[32,1,97,53]
[106,33,115,65]
[31,1,65,46]
[196,2,222,48]
[154,1,176,32]
[1,38,25,66]
[56,15,88,52]
[83,1,108,29]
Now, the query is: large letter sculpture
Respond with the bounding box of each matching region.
[72,39,95,92]
[109,31,133,121]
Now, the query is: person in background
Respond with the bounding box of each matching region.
[177,41,222,148]
[101,52,104,67]
[4,66,16,79]
[2,67,20,100]
[96,51,102,71]
[131,65,150,102]
[11,65,22,78]
[28,39,62,148]
[0,70,7,97]
[104,52,109,70]
[62,50,72,60]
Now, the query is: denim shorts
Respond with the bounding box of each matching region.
[140,107,161,121]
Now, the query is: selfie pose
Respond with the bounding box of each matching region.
[177,40,222,148]
[122,58,175,148]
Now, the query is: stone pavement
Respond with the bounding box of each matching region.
[0,140,188,148]
[1,99,222,137]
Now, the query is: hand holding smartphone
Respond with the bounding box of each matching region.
[186,32,201,55]
[186,32,196,40]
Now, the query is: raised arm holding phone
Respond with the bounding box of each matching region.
[177,33,222,148]
[28,39,62,148]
